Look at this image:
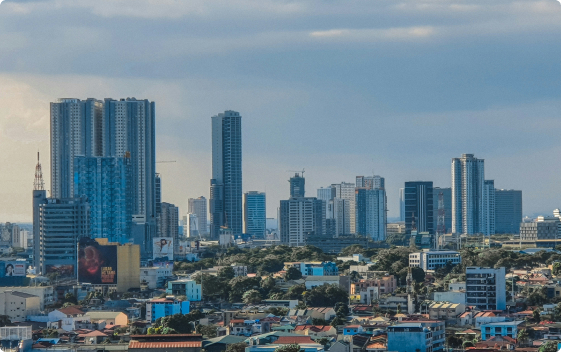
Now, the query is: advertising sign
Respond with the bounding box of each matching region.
[0,261,26,277]
[78,238,118,285]
[153,237,173,260]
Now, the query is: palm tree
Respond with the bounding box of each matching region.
[517,329,529,347]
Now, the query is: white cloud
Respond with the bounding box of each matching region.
[309,26,436,41]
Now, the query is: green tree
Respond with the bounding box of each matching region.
[330,315,346,327]
[274,344,301,352]
[226,342,248,352]
[517,329,529,347]
[306,284,348,307]
[315,337,331,346]
[102,338,112,344]
[64,293,78,304]
[229,276,261,302]
[540,341,558,352]
[533,309,541,322]
[218,266,236,281]
[267,307,288,316]
[285,267,303,281]
[196,324,218,338]
[242,289,262,305]
[411,267,425,283]
[446,335,463,349]
[0,315,11,327]
[312,318,328,325]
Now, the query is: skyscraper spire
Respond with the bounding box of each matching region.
[34,152,44,191]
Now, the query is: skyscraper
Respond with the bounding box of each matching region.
[355,188,386,241]
[495,190,523,234]
[183,213,199,238]
[188,197,208,235]
[356,175,385,190]
[33,152,47,270]
[74,156,132,244]
[399,188,405,222]
[404,181,434,234]
[50,98,157,254]
[158,202,179,254]
[331,182,356,235]
[280,175,325,246]
[210,111,242,238]
[289,173,305,198]
[432,187,452,233]
[451,154,485,234]
[243,192,266,237]
[482,180,496,236]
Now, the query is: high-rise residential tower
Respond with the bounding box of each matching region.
[356,175,385,190]
[74,156,132,244]
[50,98,157,252]
[432,187,452,234]
[158,202,179,254]
[188,197,208,235]
[243,192,266,237]
[330,182,356,235]
[355,188,386,241]
[482,180,496,236]
[210,111,242,238]
[495,190,523,234]
[399,188,405,222]
[33,153,47,270]
[289,173,306,198]
[404,181,434,234]
[451,154,485,234]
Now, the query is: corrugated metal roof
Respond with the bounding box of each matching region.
[129,341,202,349]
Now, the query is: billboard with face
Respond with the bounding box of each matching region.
[0,261,26,277]
[153,237,173,260]
[78,238,118,285]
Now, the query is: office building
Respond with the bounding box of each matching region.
[495,190,522,234]
[243,192,266,237]
[146,297,190,323]
[466,266,506,311]
[452,154,486,234]
[289,173,306,198]
[188,197,207,235]
[317,187,344,237]
[399,188,405,222]
[355,188,386,241]
[210,111,242,238]
[73,156,132,244]
[404,181,434,234]
[432,187,452,234]
[183,213,199,238]
[519,215,561,241]
[409,250,461,271]
[38,197,90,276]
[387,321,445,352]
[0,291,40,322]
[482,180,495,236]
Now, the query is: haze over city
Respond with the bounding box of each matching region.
[1,0,561,222]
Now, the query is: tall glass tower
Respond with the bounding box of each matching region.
[243,191,266,237]
[210,111,242,238]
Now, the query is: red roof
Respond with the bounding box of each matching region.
[129,341,203,349]
[230,319,245,324]
[80,331,108,337]
[276,336,315,344]
[345,325,361,328]
[294,325,332,333]
[149,298,175,303]
[56,306,85,316]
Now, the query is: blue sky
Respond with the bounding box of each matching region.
[1,0,561,221]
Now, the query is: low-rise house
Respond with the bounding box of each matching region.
[343,325,364,336]
[203,335,247,352]
[128,334,202,352]
[145,297,189,323]
[351,276,398,296]
[86,311,129,326]
[166,279,202,301]
[304,276,350,293]
[288,308,336,321]
[481,321,524,341]
[474,312,508,328]
[378,295,408,312]
[387,321,445,352]
[475,335,517,349]
[141,266,174,289]
[80,330,108,345]
[246,335,324,352]
[284,262,339,276]
[262,300,299,309]
[428,302,465,322]
[48,306,90,331]
[433,291,466,305]
[328,341,350,352]
[294,325,337,338]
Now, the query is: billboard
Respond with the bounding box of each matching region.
[78,238,118,285]
[45,265,75,277]
[153,237,173,260]
[0,261,26,277]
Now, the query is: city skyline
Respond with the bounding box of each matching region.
[1,0,561,222]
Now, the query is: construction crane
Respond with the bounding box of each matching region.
[286,169,305,177]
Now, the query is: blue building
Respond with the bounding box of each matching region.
[404,181,434,234]
[481,321,523,341]
[387,321,445,352]
[243,192,266,238]
[145,297,190,322]
[74,156,132,244]
[285,262,339,276]
[343,325,364,336]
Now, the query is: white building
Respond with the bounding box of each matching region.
[466,267,506,311]
[452,154,494,235]
[188,197,208,235]
[331,182,356,235]
[409,250,461,271]
[141,266,174,289]
[166,279,202,301]
[279,196,326,247]
[183,213,199,238]
[0,286,54,310]
[0,291,40,322]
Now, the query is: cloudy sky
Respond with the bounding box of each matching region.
[1,0,561,222]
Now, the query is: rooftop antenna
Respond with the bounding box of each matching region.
[34,152,44,191]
